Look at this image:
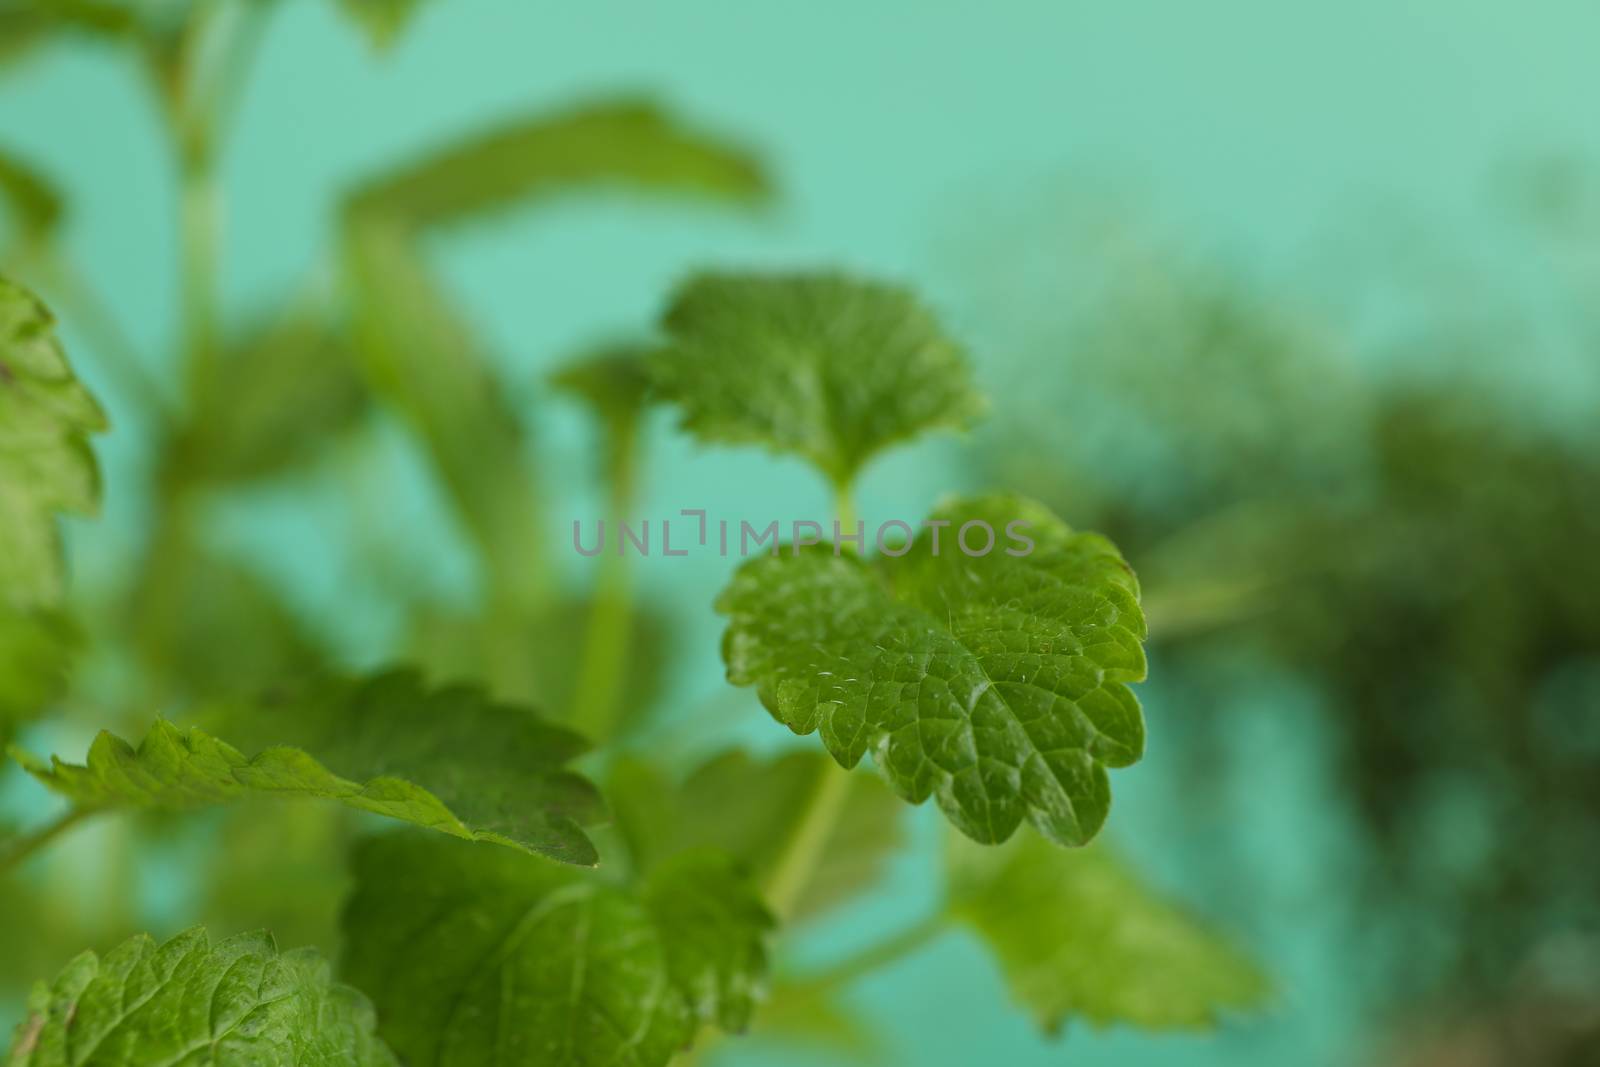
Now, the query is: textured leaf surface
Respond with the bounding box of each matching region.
[0,278,106,608]
[949,830,1270,1032]
[717,493,1146,847]
[655,271,984,486]
[342,832,772,1067]
[346,100,766,229]
[11,670,604,865]
[6,927,396,1066]
[611,748,903,921]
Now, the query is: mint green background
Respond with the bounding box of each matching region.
[4,2,1599,1064]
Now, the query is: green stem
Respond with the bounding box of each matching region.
[0,809,93,875]
[832,480,858,548]
[178,153,219,405]
[793,911,949,993]
[762,759,854,920]
[570,420,642,742]
[758,480,864,919]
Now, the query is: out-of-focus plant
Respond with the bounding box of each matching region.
[0,4,1269,1064]
[958,189,1600,1062]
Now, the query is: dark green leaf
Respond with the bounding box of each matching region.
[167,313,368,486]
[6,927,396,1066]
[341,832,772,1066]
[10,670,605,865]
[0,277,106,609]
[333,0,430,49]
[655,271,984,487]
[949,829,1270,1032]
[346,100,767,230]
[611,747,903,921]
[717,493,1146,847]
[0,607,75,748]
[0,149,62,243]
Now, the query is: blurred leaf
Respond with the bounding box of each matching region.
[0,277,106,609]
[0,149,62,243]
[342,832,772,1067]
[344,220,547,605]
[166,313,368,486]
[0,608,74,748]
[0,1,135,67]
[409,593,673,726]
[346,99,767,230]
[655,271,984,487]
[549,344,653,425]
[126,535,329,703]
[611,747,904,922]
[948,830,1270,1033]
[10,669,606,865]
[717,493,1146,847]
[192,800,354,956]
[6,927,396,1066]
[332,0,430,50]
[549,342,654,475]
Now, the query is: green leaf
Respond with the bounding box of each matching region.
[0,607,75,748]
[717,493,1146,847]
[345,220,548,606]
[341,832,772,1066]
[655,271,985,487]
[408,593,674,729]
[166,312,368,486]
[333,0,430,49]
[0,1,134,67]
[346,100,767,230]
[6,927,396,1066]
[611,748,904,922]
[10,669,605,866]
[0,277,106,609]
[948,829,1270,1033]
[549,343,655,468]
[0,149,62,243]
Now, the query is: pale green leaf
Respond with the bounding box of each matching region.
[6,927,396,1066]
[610,747,903,921]
[346,100,767,229]
[10,670,605,866]
[655,271,984,486]
[0,277,106,609]
[334,0,430,49]
[717,493,1146,847]
[341,832,772,1066]
[949,829,1270,1033]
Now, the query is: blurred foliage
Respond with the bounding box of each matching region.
[964,187,1600,1044]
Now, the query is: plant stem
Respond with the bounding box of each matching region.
[0,809,93,875]
[762,759,854,920]
[178,152,220,405]
[759,480,864,919]
[793,911,950,993]
[571,419,642,743]
[832,480,858,547]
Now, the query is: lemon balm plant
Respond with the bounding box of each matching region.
[1,3,1265,1064]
